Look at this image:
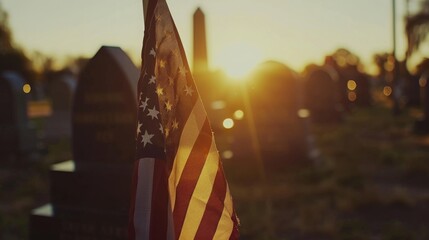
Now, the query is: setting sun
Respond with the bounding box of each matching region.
[213,42,263,80]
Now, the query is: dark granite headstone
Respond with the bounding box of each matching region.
[44,71,77,140]
[73,46,138,170]
[30,46,139,240]
[303,66,343,123]
[0,71,37,158]
[231,61,311,168]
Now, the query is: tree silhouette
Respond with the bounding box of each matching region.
[328,48,362,68]
[0,3,34,82]
[406,0,429,57]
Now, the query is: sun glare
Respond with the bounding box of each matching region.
[214,42,263,80]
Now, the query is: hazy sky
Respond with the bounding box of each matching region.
[1,0,421,76]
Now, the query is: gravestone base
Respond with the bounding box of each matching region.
[30,161,132,240]
[50,161,132,214]
[30,204,128,240]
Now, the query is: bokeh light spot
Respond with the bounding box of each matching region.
[297,109,310,118]
[222,150,234,160]
[223,118,234,129]
[348,92,357,102]
[347,80,357,91]
[383,86,392,96]
[419,78,427,88]
[23,84,31,94]
[233,110,244,120]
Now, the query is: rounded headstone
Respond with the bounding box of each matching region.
[304,66,343,123]
[233,61,309,166]
[72,46,139,169]
[48,71,77,111]
[0,72,36,154]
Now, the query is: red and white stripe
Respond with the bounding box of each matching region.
[130,100,237,239]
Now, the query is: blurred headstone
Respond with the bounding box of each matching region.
[44,70,77,140]
[30,46,139,240]
[414,70,429,133]
[338,67,372,108]
[406,74,421,107]
[303,66,343,123]
[324,56,372,110]
[353,72,371,106]
[231,61,311,169]
[47,70,77,111]
[0,71,37,159]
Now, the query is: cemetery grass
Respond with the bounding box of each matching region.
[0,138,71,240]
[2,99,429,239]
[224,100,429,239]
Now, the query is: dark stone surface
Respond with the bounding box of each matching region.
[303,66,343,123]
[0,71,37,156]
[49,161,132,215]
[44,71,76,141]
[43,111,73,141]
[30,46,138,240]
[48,71,77,111]
[72,46,139,170]
[30,204,128,240]
[30,161,133,240]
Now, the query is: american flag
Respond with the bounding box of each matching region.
[129,0,239,239]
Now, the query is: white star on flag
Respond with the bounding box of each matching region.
[149,76,156,84]
[159,123,164,134]
[184,84,194,96]
[172,119,179,130]
[141,130,154,147]
[156,86,164,96]
[149,48,156,57]
[147,106,159,120]
[178,66,187,76]
[165,100,172,111]
[136,122,143,134]
[139,97,149,110]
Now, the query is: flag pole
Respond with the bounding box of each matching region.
[143,0,149,20]
[392,0,400,115]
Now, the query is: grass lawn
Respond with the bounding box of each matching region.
[225,99,429,240]
[0,138,71,240]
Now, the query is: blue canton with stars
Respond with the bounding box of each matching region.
[135,1,198,163]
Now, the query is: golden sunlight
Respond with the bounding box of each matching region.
[214,42,263,80]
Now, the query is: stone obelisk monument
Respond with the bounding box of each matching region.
[193,8,208,74]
